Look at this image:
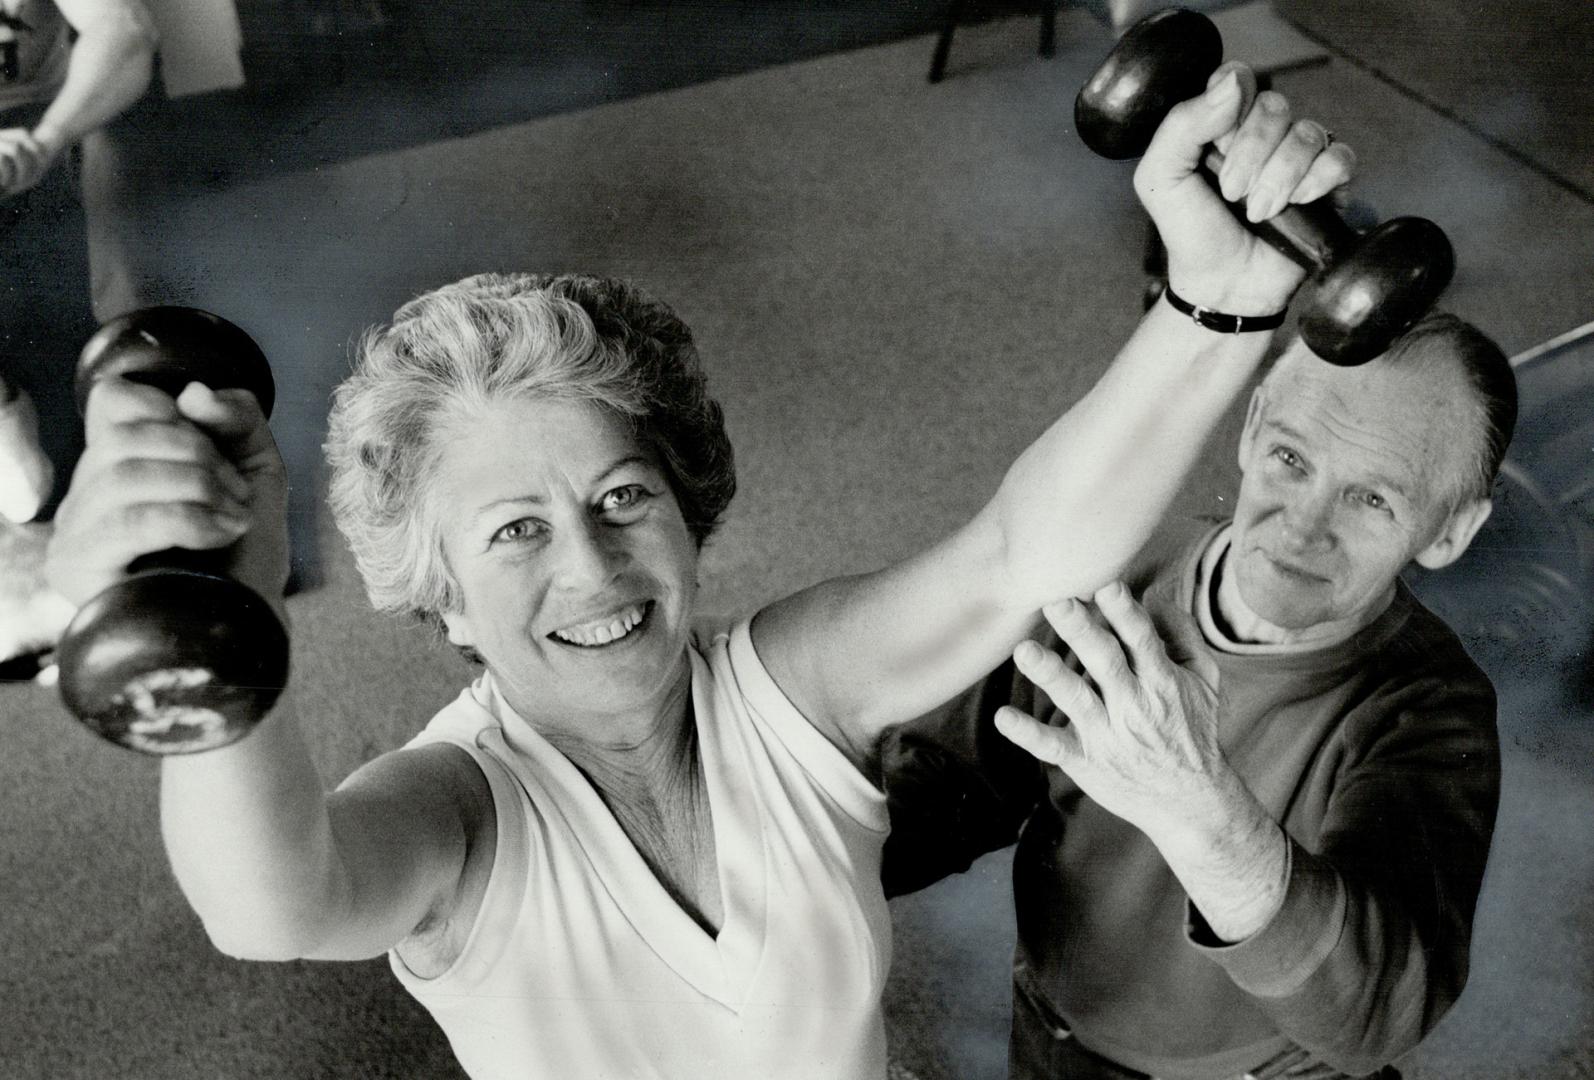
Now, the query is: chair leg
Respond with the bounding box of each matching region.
[928,0,969,83]
[1038,3,1057,57]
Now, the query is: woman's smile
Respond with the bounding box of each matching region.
[547,600,654,649]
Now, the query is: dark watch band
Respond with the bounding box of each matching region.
[1162,285,1287,334]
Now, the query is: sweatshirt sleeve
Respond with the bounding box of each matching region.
[1187,673,1500,1076]
[880,655,1048,898]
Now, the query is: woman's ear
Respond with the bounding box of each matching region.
[440,609,476,649]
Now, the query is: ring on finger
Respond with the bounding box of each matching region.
[1292,119,1333,150]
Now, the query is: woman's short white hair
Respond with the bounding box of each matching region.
[325,272,735,624]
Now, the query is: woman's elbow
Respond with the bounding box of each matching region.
[195,906,330,962]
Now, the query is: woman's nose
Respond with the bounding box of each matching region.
[553,521,621,589]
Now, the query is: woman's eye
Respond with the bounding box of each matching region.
[600,485,650,515]
[491,518,540,545]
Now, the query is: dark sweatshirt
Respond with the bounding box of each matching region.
[882,520,1500,1080]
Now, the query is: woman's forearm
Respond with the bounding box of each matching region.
[159,699,347,960]
[990,295,1270,609]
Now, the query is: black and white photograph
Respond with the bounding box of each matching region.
[2,1,1590,1078]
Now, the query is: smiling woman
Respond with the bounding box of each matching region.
[43,68,1361,1080]
[325,274,735,628]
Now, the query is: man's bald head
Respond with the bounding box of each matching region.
[1263,313,1516,506]
[1227,313,1515,637]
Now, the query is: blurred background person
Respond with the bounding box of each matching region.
[1,0,155,523]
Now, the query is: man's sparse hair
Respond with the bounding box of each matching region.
[1267,312,1516,505]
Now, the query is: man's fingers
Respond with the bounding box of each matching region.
[1041,598,1134,700]
[1099,583,1222,694]
[1092,581,1173,673]
[994,705,1081,767]
[1241,117,1334,224]
[1013,639,1107,729]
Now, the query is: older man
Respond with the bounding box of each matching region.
[884,314,1515,1080]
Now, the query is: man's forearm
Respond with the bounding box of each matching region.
[34,6,156,150]
[1148,765,1290,942]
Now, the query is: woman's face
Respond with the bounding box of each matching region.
[433,396,699,733]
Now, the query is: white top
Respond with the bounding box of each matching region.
[389,618,893,1080]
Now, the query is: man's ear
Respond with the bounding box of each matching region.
[1237,387,1266,473]
[1414,497,1493,570]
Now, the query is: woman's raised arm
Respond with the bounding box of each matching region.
[753,65,1358,770]
[48,380,482,961]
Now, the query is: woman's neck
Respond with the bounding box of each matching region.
[541,675,699,802]
[501,664,722,933]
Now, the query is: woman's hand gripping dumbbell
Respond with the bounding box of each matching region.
[1076,7,1453,365]
[46,307,291,754]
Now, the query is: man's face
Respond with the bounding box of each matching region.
[1229,342,1489,634]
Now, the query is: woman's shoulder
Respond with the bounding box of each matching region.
[402,677,504,752]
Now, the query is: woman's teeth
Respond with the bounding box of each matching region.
[551,603,648,647]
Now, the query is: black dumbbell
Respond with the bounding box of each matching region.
[1074,7,1454,366]
[56,306,290,755]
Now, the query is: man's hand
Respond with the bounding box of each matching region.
[1135,64,1358,316]
[993,581,1289,942]
[46,379,291,618]
[993,582,1228,842]
[0,127,63,198]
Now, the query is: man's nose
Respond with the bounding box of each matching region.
[1278,490,1336,553]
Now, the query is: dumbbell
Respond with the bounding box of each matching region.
[1074,7,1454,366]
[56,306,290,755]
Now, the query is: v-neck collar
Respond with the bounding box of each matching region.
[481,649,769,1010]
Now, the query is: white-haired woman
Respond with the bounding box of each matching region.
[47,71,1353,1079]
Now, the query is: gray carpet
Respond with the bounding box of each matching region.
[3,9,1592,1080]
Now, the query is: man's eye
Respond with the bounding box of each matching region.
[1270,446,1304,471]
[1353,490,1390,513]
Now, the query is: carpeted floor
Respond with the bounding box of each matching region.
[2,6,1591,1080]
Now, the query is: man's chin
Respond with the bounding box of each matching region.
[1236,575,1330,633]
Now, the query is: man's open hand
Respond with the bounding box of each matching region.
[993,581,1226,846]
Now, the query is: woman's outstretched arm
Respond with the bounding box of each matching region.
[754,65,1358,770]
[48,381,486,962]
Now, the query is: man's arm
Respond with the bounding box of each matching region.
[754,68,1357,772]
[0,0,155,194]
[880,654,1046,897]
[999,587,1500,1074]
[1186,685,1499,1074]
